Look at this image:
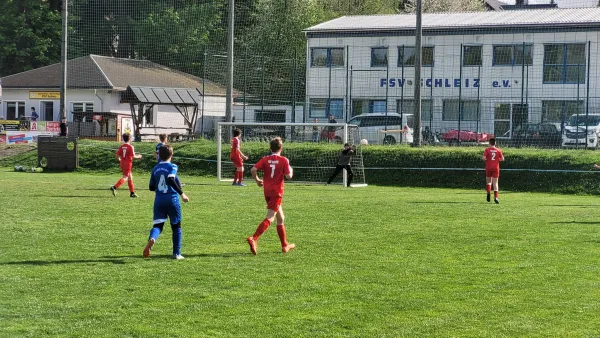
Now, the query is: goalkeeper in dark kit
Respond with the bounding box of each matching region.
[326,143,355,187]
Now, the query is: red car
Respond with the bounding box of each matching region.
[442,129,493,145]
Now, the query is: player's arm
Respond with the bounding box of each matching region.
[595,164,600,169]
[167,176,189,202]
[149,175,156,192]
[284,160,293,180]
[115,149,121,161]
[251,166,263,187]
[134,153,143,159]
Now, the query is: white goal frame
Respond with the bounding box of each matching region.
[217,122,354,186]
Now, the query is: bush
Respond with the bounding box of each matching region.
[3,140,599,194]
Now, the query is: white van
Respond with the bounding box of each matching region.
[562,114,600,148]
[343,113,414,145]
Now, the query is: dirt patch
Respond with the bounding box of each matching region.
[0,144,37,158]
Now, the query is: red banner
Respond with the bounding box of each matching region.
[46,122,61,133]
[0,135,5,144]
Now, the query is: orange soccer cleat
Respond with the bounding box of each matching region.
[282,243,296,253]
[143,238,155,258]
[247,237,257,255]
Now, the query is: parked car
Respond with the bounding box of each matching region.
[562,114,600,148]
[341,113,414,145]
[441,129,493,145]
[512,123,562,148]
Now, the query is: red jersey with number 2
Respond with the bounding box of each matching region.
[483,146,504,171]
[117,144,135,165]
[230,137,240,159]
[254,154,291,197]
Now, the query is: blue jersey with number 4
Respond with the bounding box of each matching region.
[150,162,180,200]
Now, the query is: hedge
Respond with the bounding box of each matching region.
[2,140,600,194]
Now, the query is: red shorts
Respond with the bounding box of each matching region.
[120,162,132,176]
[231,156,243,168]
[486,168,500,178]
[264,195,282,212]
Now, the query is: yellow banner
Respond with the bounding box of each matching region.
[0,120,20,125]
[29,91,60,99]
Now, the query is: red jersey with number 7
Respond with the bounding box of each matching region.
[483,146,504,170]
[254,154,291,197]
[117,143,135,165]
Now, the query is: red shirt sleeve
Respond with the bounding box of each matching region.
[498,149,504,161]
[254,157,266,171]
[283,158,291,176]
[483,148,489,161]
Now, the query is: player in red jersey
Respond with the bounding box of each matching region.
[482,138,504,204]
[111,133,142,198]
[247,137,295,255]
[231,128,249,186]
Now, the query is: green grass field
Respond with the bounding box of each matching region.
[1,170,599,337]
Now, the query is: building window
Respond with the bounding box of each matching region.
[72,102,94,113]
[542,100,584,123]
[442,100,480,121]
[463,46,482,67]
[543,44,586,84]
[352,99,387,116]
[371,47,388,67]
[397,99,433,122]
[309,98,344,119]
[5,102,25,120]
[493,44,532,66]
[311,48,344,68]
[398,46,434,67]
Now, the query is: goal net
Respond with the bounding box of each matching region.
[217,122,367,187]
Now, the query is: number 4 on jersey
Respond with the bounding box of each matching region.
[158,175,169,193]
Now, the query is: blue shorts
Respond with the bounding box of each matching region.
[153,197,182,225]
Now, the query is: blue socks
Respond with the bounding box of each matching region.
[171,226,182,256]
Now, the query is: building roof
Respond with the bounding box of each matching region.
[122,86,203,106]
[0,55,228,96]
[304,7,600,35]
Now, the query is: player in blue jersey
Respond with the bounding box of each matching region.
[155,133,167,162]
[143,144,190,260]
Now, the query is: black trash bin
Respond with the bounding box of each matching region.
[37,136,79,171]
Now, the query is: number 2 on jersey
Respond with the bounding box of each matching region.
[157,175,169,193]
[491,152,496,161]
[270,164,276,178]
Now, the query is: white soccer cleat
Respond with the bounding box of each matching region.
[172,254,185,260]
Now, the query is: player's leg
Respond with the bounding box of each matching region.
[127,173,137,198]
[111,168,128,195]
[275,206,295,253]
[247,197,277,255]
[237,165,246,186]
[485,174,492,202]
[144,200,168,258]
[492,177,499,204]
[169,201,184,259]
[327,165,344,185]
[345,165,354,187]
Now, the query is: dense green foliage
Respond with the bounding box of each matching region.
[1,172,599,336]
[3,140,600,194]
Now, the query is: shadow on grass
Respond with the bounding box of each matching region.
[408,201,474,204]
[0,259,125,266]
[550,221,600,225]
[540,205,600,207]
[101,252,250,260]
[39,195,114,199]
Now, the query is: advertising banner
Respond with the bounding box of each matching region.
[0,135,5,144]
[29,91,60,99]
[0,120,21,133]
[45,122,61,133]
[6,131,58,144]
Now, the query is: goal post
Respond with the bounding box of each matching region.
[216,122,367,187]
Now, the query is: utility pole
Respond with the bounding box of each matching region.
[225,0,235,122]
[412,0,422,147]
[60,0,68,123]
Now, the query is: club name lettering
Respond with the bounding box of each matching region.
[379,78,513,89]
[268,160,279,164]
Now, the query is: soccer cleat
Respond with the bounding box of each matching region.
[232,182,239,186]
[486,193,490,202]
[238,182,247,187]
[282,243,296,253]
[172,254,185,260]
[110,186,117,197]
[247,237,257,255]
[130,192,138,198]
[143,238,155,258]
[494,198,500,204]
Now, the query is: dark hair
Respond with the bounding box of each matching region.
[159,133,167,142]
[31,107,35,110]
[233,128,241,137]
[344,143,350,147]
[489,138,496,146]
[159,144,174,161]
[270,137,283,152]
[122,133,131,143]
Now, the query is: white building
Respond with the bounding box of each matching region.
[0,55,229,140]
[304,8,600,138]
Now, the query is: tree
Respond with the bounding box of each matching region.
[0,0,61,76]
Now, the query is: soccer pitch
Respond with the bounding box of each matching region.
[0,171,599,337]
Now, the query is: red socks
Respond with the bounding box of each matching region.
[233,171,243,183]
[114,178,125,189]
[276,225,288,247]
[252,219,271,240]
[128,178,135,193]
[494,191,499,199]
[486,184,491,194]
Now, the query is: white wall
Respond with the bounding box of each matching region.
[231,103,304,123]
[306,30,600,134]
